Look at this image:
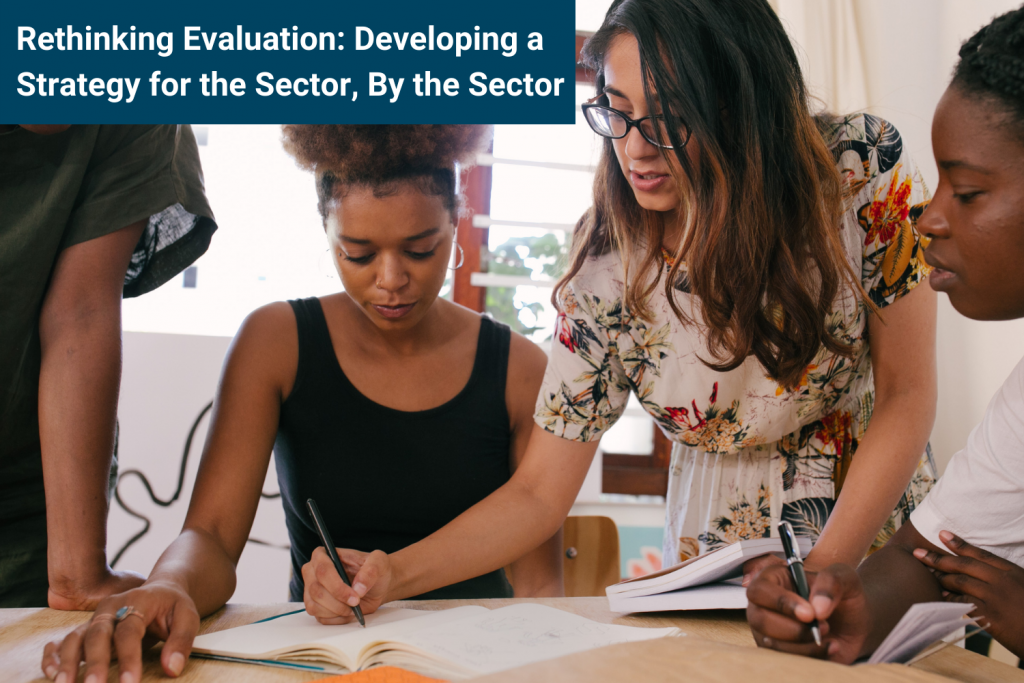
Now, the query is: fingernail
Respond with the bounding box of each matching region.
[939,530,953,542]
[913,548,927,559]
[44,665,57,680]
[121,671,136,683]
[55,673,67,683]
[795,604,814,621]
[347,595,361,607]
[811,596,831,615]
[85,675,98,683]
[828,641,840,656]
[169,651,185,676]
[762,636,773,647]
[942,590,950,597]
[742,576,750,587]
[353,582,367,597]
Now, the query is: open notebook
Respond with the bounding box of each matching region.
[867,602,977,665]
[191,603,680,679]
[607,537,812,613]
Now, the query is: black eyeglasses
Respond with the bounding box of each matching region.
[581,97,690,150]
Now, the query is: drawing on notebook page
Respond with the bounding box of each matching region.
[478,616,530,632]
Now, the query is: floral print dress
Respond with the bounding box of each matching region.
[535,114,937,563]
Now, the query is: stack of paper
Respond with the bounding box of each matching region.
[606,537,812,613]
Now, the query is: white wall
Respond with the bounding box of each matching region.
[110,332,292,603]
[575,0,1024,471]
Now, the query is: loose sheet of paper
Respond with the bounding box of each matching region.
[395,603,680,675]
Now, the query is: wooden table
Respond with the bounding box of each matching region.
[2,598,1021,683]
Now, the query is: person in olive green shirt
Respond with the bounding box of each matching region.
[0,124,216,608]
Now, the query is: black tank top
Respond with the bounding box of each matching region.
[274,298,514,602]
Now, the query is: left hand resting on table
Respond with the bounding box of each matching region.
[913,530,1024,659]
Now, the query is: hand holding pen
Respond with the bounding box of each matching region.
[305,498,366,627]
[778,521,822,646]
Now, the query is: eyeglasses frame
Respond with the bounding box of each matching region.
[580,96,691,150]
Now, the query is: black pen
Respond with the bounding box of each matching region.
[306,498,365,627]
[778,521,821,647]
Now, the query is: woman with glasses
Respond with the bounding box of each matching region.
[235,0,938,625]
[560,0,937,572]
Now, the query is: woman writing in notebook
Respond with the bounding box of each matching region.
[41,125,560,683]
[295,0,937,620]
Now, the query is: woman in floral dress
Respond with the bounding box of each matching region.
[537,0,938,571]
[230,0,939,621]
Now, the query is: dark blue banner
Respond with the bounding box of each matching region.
[2,0,575,123]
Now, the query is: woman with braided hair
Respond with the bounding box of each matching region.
[40,125,562,683]
[746,5,1024,663]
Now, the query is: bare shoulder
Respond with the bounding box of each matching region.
[228,301,300,399]
[506,329,549,420]
[235,301,297,347]
[508,330,548,385]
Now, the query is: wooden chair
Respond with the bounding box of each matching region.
[562,516,621,597]
[503,516,621,597]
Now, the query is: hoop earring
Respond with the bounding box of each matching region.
[450,243,465,270]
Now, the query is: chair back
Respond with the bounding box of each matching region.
[562,515,621,597]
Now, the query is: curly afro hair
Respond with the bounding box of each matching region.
[953,6,1024,138]
[281,124,491,223]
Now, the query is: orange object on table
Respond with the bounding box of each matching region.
[316,666,447,682]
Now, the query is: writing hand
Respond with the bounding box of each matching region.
[41,581,199,682]
[302,547,391,624]
[914,530,1024,659]
[746,563,871,663]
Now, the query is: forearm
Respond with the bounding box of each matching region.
[147,528,239,616]
[389,477,569,601]
[808,394,934,569]
[39,303,122,594]
[855,544,943,656]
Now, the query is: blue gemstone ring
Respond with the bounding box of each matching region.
[115,605,143,623]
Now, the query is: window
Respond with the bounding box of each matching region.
[122,124,343,337]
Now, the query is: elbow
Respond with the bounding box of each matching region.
[873,382,937,439]
[507,474,570,540]
[39,291,120,355]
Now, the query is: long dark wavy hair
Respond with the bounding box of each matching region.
[558,0,859,389]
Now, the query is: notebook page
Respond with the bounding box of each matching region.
[867,602,974,665]
[192,607,430,661]
[872,601,974,662]
[389,603,680,675]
